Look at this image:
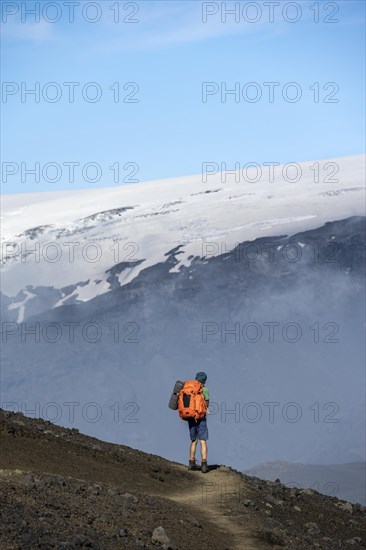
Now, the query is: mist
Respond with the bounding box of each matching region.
[1,216,365,471]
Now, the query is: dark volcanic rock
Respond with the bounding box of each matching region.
[1,409,365,549]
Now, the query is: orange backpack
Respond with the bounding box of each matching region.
[178,380,207,421]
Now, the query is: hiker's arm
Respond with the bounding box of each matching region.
[203,387,210,412]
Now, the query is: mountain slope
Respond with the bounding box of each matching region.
[1,155,365,475]
[1,155,364,308]
[1,216,365,469]
[244,461,366,505]
[1,410,365,550]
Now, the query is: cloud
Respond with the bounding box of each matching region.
[2,19,56,43]
[0,1,290,53]
[85,1,271,54]
[1,0,364,51]
[1,2,256,53]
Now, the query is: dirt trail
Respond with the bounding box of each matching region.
[151,465,268,550]
[2,411,366,550]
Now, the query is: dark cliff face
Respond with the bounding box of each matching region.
[1,217,365,468]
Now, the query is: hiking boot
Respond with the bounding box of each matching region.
[201,460,209,474]
[188,460,199,471]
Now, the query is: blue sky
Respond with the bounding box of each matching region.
[1,0,365,194]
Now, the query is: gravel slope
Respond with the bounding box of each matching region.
[0,410,365,549]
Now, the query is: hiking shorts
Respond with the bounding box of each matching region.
[188,417,208,441]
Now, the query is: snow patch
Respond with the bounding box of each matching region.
[1,155,365,299]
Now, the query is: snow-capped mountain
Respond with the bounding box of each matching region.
[2,154,364,316]
[1,155,365,470]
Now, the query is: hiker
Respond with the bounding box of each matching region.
[168,372,210,473]
[187,372,209,473]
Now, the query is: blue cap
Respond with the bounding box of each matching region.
[195,371,207,384]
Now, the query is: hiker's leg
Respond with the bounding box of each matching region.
[190,438,198,460]
[197,418,208,461]
[200,439,207,461]
[188,419,198,460]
